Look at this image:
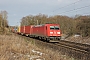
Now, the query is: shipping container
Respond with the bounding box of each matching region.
[24,25,33,36]
[20,26,25,35]
[17,26,20,34]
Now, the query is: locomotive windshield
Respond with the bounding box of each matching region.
[55,26,59,30]
[50,26,54,30]
[50,26,59,30]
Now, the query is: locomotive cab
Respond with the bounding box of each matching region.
[45,24,61,42]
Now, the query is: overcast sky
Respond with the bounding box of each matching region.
[0,0,90,26]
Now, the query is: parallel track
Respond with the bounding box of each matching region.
[52,40,90,60]
[54,40,90,53]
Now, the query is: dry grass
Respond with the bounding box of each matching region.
[0,34,74,60]
[66,35,90,45]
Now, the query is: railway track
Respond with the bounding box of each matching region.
[52,40,90,60]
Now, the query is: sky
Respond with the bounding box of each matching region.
[0,0,90,26]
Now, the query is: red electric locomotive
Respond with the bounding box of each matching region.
[32,24,61,42]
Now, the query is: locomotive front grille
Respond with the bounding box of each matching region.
[49,36,61,40]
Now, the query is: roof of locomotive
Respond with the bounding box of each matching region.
[44,24,59,26]
[33,24,59,27]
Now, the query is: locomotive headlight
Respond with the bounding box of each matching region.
[50,32,53,34]
[57,32,60,34]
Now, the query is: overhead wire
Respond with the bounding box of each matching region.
[82,12,90,15]
[51,0,90,16]
[53,0,83,12]
[59,4,90,14]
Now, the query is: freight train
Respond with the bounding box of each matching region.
[12,24,62,42]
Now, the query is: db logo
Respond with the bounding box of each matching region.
[54,32,56,34]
